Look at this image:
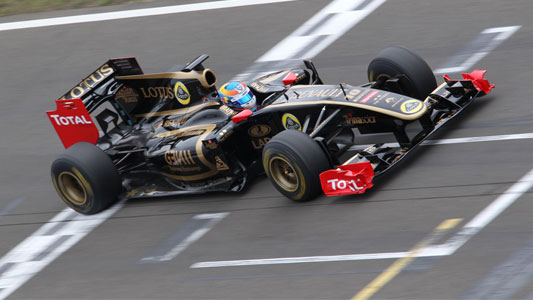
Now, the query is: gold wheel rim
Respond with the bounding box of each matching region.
[58,171,87,206]
[376,73,391,81]
[269,156,299,193]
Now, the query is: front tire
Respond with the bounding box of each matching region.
[263,130,331,202]
[368,46,437,100]
[51,142,121,215]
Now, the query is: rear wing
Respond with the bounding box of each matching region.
[47,55,219,148]
[48,58,143,148]
[58,57,143,102]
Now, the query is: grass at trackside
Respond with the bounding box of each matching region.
[0,0,150,17]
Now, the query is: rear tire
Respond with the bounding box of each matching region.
[368,46,437,100]
[263,130,331,202]
[51,142,121,215]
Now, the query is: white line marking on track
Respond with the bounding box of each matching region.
[351,219,462,300]
[234,0,387,81]
[0,0,296,32]
[0,0,365,297]
[433,168,533,255]
[0,202,124,300]
[461,236,533,300]
[140,213,228,263]
[191,163,533,269]
[190,250,450,268]
[434,26,521,74]
[258,0,386,61]
[422,132,533,145]
[0,198,24,219]
[349,132,533,151]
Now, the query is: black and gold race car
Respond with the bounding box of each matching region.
[47,46,493,214]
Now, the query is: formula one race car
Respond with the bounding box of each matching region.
[47,46,493,214]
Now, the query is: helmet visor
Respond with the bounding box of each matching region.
[233,91,254,105]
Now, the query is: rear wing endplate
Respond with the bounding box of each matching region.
[46,98,99,148]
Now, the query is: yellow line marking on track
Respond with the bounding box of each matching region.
[351,218,462,300]
[436,218,462,231]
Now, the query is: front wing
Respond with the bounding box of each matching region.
[319,70,494,196]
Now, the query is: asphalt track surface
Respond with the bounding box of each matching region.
[1,0,533,299]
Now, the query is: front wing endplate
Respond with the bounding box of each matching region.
[320,162,374,196]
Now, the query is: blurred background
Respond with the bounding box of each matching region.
[0,0,532,299]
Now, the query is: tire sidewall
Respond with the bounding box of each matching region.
[263,144,311,201]
[51,157,99,214]
[263,130,330,202]
[51,142,121,214]
[368,46,437,100]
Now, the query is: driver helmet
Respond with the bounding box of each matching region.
[218,81,257,111]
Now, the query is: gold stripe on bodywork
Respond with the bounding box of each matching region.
[194,124,217,171]
[261,99,427,121]
[431,82,447,93]
[257,70,290,84]
[152,123,215,139]
[161,168,219,181]
[117,68,217,88]
[156,123,218,180]
[135,102,219,118]
[424,82,448,103]
[288,84,332,89]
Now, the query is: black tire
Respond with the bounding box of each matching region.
[51,142,121,215]
[263,130,331,202]
[367,46,437,100]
